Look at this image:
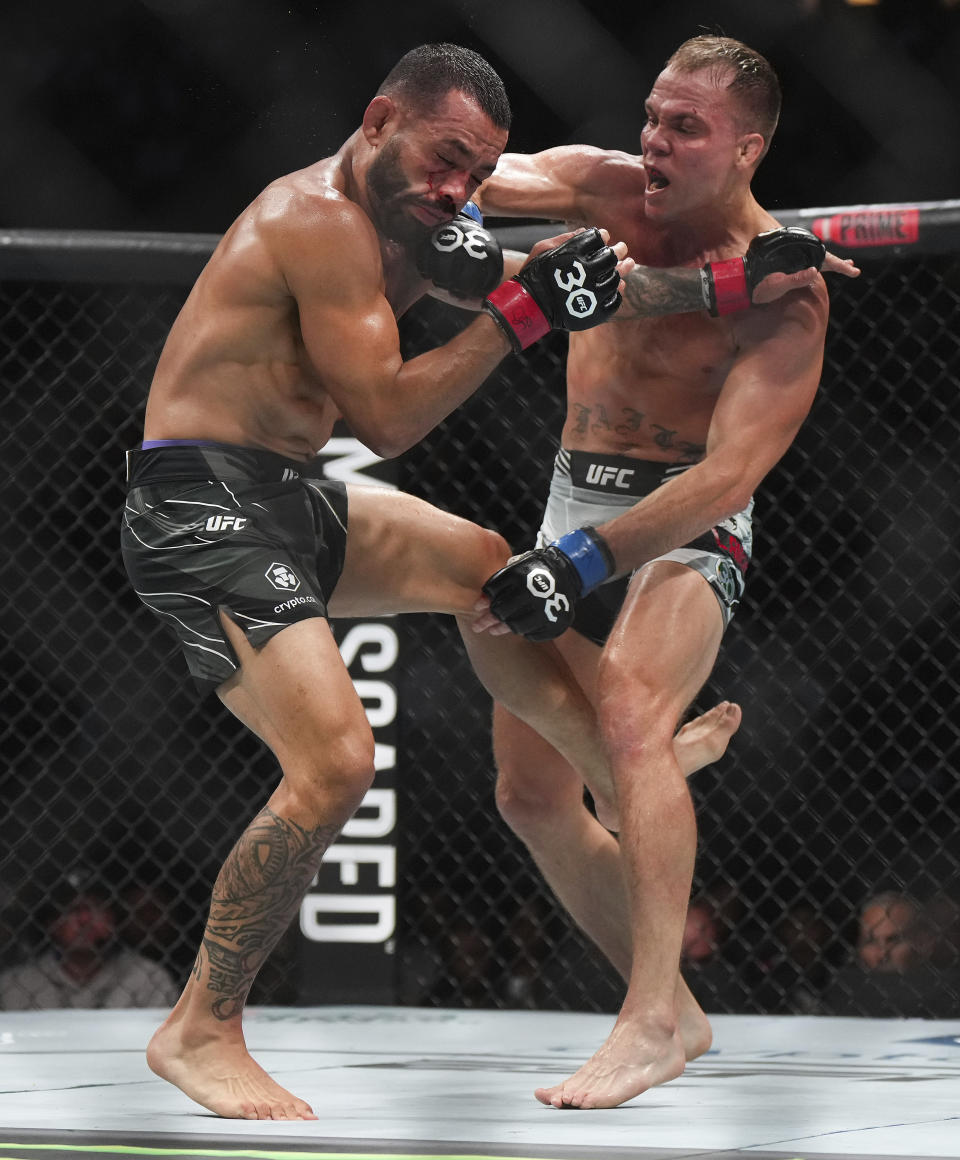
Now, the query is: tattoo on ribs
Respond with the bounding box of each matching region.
[572,403,591,435]
[200,806,341,1019]
[591,404,612,433]
[652,424,705,457]
[570,405,705,459]
[615,408,645,434]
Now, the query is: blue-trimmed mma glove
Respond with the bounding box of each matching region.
[415,201,504,300]
[482,228,622,352]
[482,526,616,642]
[702,226,827,315]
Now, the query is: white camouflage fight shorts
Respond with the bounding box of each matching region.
[537,448,753,645]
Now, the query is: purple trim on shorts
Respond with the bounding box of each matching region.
[141,439,219,449]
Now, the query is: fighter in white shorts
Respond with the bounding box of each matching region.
[536,447,753,645]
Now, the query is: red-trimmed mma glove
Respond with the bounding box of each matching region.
[702,226,827,315]
[482,526,615,642]
[482,228,621,352]
[415,201,504,300]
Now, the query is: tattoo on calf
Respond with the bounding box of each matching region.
[200,806,341,1020]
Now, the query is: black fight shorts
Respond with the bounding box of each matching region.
[121,442,348,696]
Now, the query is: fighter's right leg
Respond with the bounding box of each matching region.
[146,614,375,1121]
[494,648,739,1061]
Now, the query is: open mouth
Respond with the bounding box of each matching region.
[646,167,670,192]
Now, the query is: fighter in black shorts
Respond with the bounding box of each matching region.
[117,44,641,1123]
[123,442,348,694]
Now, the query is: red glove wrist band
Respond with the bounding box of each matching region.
[484,280,552,351]
[706,258,751,316]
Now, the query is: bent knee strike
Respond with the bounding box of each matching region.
[278,727,376,826]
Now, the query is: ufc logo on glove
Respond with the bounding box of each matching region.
[554,262,598,320]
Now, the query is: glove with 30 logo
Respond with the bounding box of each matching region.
[415,201,504,300]
[482,228,622,353]
[482,526,615,642]
[702,226,827,315]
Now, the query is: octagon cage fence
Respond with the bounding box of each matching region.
[1,200,958,1021]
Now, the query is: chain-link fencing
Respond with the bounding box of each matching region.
[1,210,958,1019]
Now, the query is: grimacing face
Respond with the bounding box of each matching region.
[365,90,506,245]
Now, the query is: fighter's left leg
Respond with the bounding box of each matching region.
[535,560,725,1109]
[329,485,619,826]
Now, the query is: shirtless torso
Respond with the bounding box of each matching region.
[144,160,434,459]
[123,56,641,1123]
[486,144,815,472]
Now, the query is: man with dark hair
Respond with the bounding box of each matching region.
[472,34,859,1108]
[123,39,847,1120]
[123,40,634,1121]
[377,42,513,130]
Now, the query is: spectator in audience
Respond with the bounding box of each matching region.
[862,892,931,971]
[0,882,178,1010]
[682,898,720,965]
[680,895,751,1012]
[822,889,957,1017]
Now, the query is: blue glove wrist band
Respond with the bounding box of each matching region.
[554,527,615,594]
[460,201,483,224]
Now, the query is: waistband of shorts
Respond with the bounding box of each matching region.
[556,448,694,497]
[125,441,321,487]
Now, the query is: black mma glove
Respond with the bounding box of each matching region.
[482,526,615,642]
[482,228,622,353]
[702,226,827,316]
[415,201,504,300]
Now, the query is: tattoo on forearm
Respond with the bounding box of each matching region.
[622,266,705,318]
[200,806,341,1019]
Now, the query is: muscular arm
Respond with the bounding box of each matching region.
[594,292,827,573]
[477,145,626,224]
[280,198,513,459]
[482,147,858,313]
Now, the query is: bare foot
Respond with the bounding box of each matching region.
[147,1018,318,1120]
[674,701,741,778]
[535,1018,686,1109]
